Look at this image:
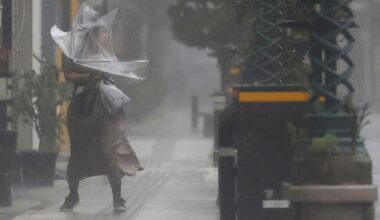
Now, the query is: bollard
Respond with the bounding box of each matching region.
[212,93,227,166]
[217,106,237,220]
[191,95,199,132]
[0,130,17,173]
[219,148,236,220]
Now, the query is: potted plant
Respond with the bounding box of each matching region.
[0,130,16,206]
[12,63,71,187]
[287,104,372,185]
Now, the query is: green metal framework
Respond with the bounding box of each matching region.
[305,0,355,113]
[243,0,285,84]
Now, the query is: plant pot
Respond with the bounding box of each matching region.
[0,173,12,206]
[292,153,372,185]
[0,131,17,206]
[20,151,57,187]
[0,130,17,173]
[287,151,375,220]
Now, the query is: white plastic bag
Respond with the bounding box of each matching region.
[98,81,130,114]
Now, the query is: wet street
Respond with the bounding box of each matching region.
[0,137,218,220]
[2,111,380,220]
[0,109,219,220]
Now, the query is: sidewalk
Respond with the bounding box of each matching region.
[0,180,68,220]
[0,137,219,220]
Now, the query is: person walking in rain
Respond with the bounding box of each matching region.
[51,3,147,212]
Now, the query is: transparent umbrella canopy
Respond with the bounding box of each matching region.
[51,2,148,80]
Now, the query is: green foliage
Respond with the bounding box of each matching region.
[285,122,305,151]
[12,64,72,152]
[346,101,371,154]
[168,0,253,61]
[286,124,342,158]
[168,0,311,84]
[282,31,310,84]
[347,102,371,137]
[308,133,339,157]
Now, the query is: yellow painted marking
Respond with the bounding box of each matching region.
[239,91,310,103]
[229,67,240,75]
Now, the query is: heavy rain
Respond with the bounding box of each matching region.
[0,0,379,220]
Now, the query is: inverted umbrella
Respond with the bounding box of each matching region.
[51,2,148,80]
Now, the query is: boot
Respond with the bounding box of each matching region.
[60,193,79,212]
[60,182,79,212]
[111,182,126,212]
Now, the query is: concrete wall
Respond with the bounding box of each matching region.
[351,0,380,109]
[32,0,41,72]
